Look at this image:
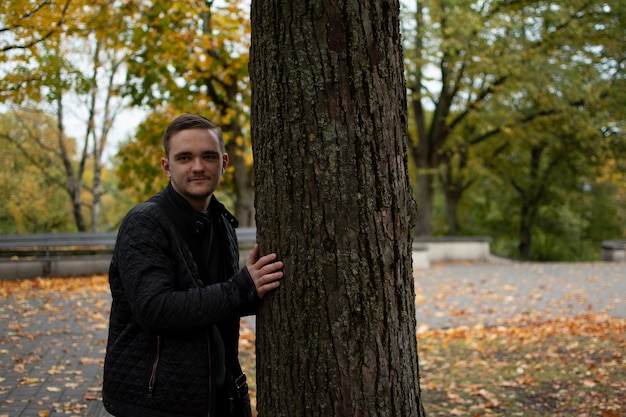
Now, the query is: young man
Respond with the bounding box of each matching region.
[103,114,283,417]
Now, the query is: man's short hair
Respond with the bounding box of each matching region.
[162,114,225,156]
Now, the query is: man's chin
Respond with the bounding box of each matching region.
[181,187,214,202]
[189,191,213,200]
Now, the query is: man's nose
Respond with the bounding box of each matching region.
[191,157,204,171]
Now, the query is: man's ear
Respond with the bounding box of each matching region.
[162,157,171,177]
[222,153,229,173]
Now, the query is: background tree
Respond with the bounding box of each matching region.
[0,112,75,233]
[403,0,626,246]
[0,110,133,233]
[0,0,71,55]
[116,0,256,224]
[0,0,134,231]
[250,1,426,416]
[474,0,626,259]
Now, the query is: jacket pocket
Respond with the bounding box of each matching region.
[147,335,161,397]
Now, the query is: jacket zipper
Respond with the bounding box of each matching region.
[147,335,161,397]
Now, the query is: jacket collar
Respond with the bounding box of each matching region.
[162,182,238,228]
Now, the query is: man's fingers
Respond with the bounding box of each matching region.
[244,246,284,298]
[251,261,283,298]
[258,259,283,275]
[256,270,284,286]
[246,244,259,266]
[256,252,278,267]
[256,279,282,299]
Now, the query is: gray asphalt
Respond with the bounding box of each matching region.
[413,261,625,329]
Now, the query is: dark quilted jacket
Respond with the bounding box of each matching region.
[103,185,258,417]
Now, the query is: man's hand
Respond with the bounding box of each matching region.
[246,244,284,298]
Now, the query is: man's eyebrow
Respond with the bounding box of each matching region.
[172,150,192,158]
[172,150,220,158]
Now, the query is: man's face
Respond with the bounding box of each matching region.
[161,128,228,212]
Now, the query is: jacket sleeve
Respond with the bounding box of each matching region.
[113,205,258,333]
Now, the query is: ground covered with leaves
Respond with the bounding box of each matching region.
[239,315,625,417]
[416,314,624,416]
[0,275,624,416]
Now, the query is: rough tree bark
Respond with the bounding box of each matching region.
[250,1,426,416]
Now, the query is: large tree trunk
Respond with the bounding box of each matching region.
[231,157,255,227]
[250,1,426,416]
[441,147,473,235]
[415,171,434,235]
[518,202,533,260]
[443,189,461,235]
[56,93,87,232]
[226,122,256,227]
[515,146,546,260]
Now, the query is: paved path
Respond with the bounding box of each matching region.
[0,262,623,416]
[0,277,111,416]
[414,262,625,329]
